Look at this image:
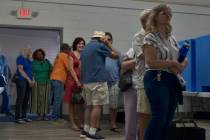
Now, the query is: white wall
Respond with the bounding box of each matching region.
[1,0,210,52]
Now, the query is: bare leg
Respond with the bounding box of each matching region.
[90,105,102,128]
[110,108,117,129]
[84,105,92,126]
[69,104,79,130]
[95,107,103,131]
[75,104,84,128]
[37,113,43,121]
[139,113,150,140]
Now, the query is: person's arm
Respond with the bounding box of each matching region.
[106,42,119,59]
[100,37,119,59]
[180,58,188,71]
[45,59,53,74]
[132,33,145,61]
[144,44,183,75]
[78,60,84,88]
[17,65,33,84]
[78,61,82,81]
[170,58,187,74]
[121,59,136,74]
[7,66,13,86]
[67,56,81,87]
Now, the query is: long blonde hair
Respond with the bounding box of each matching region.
[146,4,172,38]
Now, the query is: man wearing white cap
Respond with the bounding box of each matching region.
[80,31,119,140]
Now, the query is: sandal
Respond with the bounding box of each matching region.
[110,128,120,133]
[37,117,43,121]
[71,125,80,131]
[43,117,49,121]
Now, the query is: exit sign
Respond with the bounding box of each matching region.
[17,8,32,19]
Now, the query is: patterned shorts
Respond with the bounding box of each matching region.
[82,82,109,106]
[137,88,151,114]
[108,82,120,109]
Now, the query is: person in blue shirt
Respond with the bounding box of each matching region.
[105,32,121,132]
[0,74,6,94]
[14,47,34,124]
[80,31,119,140]
[0,55,13,116]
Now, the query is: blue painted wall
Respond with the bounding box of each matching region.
[180,34,210,92]
[194,35,210,91]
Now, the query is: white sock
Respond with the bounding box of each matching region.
[84,124,90,133]
[89,127,97,135]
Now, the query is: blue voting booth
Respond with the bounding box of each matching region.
[180,34,210,92]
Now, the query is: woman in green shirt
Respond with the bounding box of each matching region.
[31,49,51,120]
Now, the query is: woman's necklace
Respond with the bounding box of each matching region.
[73,51,80,59]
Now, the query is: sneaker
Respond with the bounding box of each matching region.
[15,119,26,124]
[80,130,88,138]
[85,133,106,140]
[5,112,14,117]
[23,118,32,122]
[48,115,59,121]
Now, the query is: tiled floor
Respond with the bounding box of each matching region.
[0,119,124,140]
[0,118,210,140]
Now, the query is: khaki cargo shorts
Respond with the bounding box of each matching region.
[82,82,109,106]
[137,88,151,114]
